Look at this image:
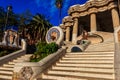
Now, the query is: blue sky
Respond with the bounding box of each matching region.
[0,0,87,26]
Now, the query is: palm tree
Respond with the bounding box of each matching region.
[0,7,6,41]
[55,0,63,24]
[18,10,33,39]
[27,14,52,43]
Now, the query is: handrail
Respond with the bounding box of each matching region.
[13,48,66,80]
[88,33,104,43]
[0,39,26,66]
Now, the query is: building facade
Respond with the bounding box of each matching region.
[61,0,120,44]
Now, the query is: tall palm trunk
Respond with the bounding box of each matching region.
[55,0,63,24]
[59,8,62,24]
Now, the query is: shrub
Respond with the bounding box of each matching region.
[0,46,19,57]
[0,51,8,57]
[30,42,59,62]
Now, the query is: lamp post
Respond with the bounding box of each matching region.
[5,5,12,31]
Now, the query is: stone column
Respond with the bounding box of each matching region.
[114,27,120,80]
[90,13,97,32]
[62,16,73,42]
[59,24,66,41]
[112,8,120,80]
[66,26,70,42]
[72,17,79,44]
[111,8,120,29]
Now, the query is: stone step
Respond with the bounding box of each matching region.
[42,74,87,80]
[68,51,114,54]
[16,58,30,61]
[86,50,114,52]
[89,42,114,45]
[62,57,113,60]
[20,54,32,58]
[47,70,114,80]
[0,71,13,75]
[88,44,114,47]
[3,64,14,68]
[65,54,114,57]
[88,46,114,48]
[56,63,113,68]
[52,66,114,74]
[13,59,29,62]
[59,60,113,64]
[21,54,32,57]
[87,44,114,46]
[86,46,114,50]
[86,44,114,47]
[0,67,13,71]
[90,47,114,49]
[64,55,113,58]
[66,54,113,56]
[0,75,12,80]
[8,62,15,65]
[0,54,32,80]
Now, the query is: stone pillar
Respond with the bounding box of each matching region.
[66,26,70,42]
[59,24,66,41]
[1,31,8,45]
[114,27,120,80]
[112,8,120,80]
[62,16,73,42]
[72,17,79,44]
[90,13,97,32]
[111,8,120,29]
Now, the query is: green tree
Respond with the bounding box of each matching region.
[0,7,6,41]
[27,13,52,43]
[0,6,19,40]
[18,10,33,39]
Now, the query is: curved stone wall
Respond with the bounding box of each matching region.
[68,0,116,16]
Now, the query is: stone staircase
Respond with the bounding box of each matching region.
[0,54,32,80]
[39,40,115,80]
[85,40,114,52]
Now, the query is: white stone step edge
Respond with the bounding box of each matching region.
[42,74,87,80]
[0,75,12,79]
[0,67,13,71]
[68,51,114,54]
[0,71,13,74]
[62,57,113,60]
[52,66,114,73]
[56,63,114,68]
[47,70,114,80]
[59,60,113,63]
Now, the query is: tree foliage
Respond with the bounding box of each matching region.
[26,14,52,43]
[0,6,53,46]
[30,42,59,62]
